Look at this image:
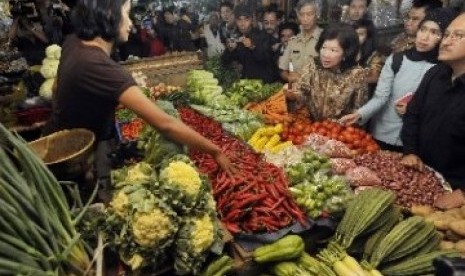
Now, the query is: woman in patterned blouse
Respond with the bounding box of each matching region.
[286,23,370,121]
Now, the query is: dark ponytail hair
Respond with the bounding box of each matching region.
[71,0,129,42]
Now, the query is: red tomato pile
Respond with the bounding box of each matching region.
[281,118,313,145]
[282,119,380,154]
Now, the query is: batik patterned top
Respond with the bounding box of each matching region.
[294,58,370,121]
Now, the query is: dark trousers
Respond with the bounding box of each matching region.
[375,139,403,153]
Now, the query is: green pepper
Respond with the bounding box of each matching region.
[253,235,304,263]
[201,255,234,276]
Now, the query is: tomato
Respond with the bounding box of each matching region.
[344,133,354,142]
[346,126,355,133]
[281,131,289,140]
[295,123,304,132]
[366,144,378,153]
[319,129,328,136]
[294,136,305,145]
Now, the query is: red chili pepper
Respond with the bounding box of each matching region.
[233,194,267,209]
[223,222,241,234]
[270,197,285,210]
[223,209,242,221]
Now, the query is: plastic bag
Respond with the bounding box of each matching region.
[319,140,352,158]
[345,166,382,187]
[331,158,357,175]
[303,134,329,151]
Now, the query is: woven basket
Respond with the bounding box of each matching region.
[29,129,95,178]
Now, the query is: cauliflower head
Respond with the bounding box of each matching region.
[45,44,62,60]
[104,185,179,271]
[132,208,174,247]
[39,78,55,99]
[127,254,144,271]
[190,214,215,254]
[40,58,60,78]
[174,213,222,275]
[109,190,129,218]
[125,162,153,183]
[160,161,202,196]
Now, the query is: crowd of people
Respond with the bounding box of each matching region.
[5,0,465,187]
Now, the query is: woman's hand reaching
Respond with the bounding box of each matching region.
[339,113,361,126]
[214,152,238,177]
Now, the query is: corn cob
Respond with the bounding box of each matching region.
[247,130,261,146]
[254,136,269,151]
[369,216,425,268]
[381,250,459,276]
[382,222,436,263]
[263,134,282,150]
[363,207,402,260]
[270,141,293,153]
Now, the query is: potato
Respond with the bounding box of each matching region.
[449,220,465,237]
[460,206,465,219]
[445,230,463,242]
[411,205,434,217]
[434,219,452,231]
[456,240,465,253]
[444,208,463,219]
[425,211,446,223]
[440,240,456,250]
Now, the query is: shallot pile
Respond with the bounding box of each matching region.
[353,151,446,207]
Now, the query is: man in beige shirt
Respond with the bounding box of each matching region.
[278,0,322,83]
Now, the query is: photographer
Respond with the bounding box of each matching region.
[44,0,71,45]
[9,11,48,65]
[221,4,277,83]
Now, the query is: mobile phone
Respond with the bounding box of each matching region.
[395,92,414,105]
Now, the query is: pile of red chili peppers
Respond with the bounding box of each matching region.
[178,107,307,234]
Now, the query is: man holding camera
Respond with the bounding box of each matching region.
[221,4,277,83]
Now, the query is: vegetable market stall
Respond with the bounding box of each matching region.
[2,57,463,276]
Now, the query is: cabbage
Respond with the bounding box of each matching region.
[45,44,62,60]
[39,78,55,99]
[40,58,60,79]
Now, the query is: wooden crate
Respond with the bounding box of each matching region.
[122,52,203,88]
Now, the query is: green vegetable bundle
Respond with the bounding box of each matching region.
[189,104,264,141]
[0,124,92,275]
[204,55,240,90]
[225,79,282,107]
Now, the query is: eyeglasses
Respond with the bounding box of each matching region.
[443,31,465,41]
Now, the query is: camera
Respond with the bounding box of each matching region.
[10,0,39,19]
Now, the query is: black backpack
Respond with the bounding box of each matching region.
[391,52,404,76]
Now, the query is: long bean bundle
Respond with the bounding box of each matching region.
[0,124,93,275]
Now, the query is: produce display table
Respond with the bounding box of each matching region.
[1,61,461,276]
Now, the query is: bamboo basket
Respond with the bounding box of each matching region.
[28,128,95,178]
[122,52,203,87]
